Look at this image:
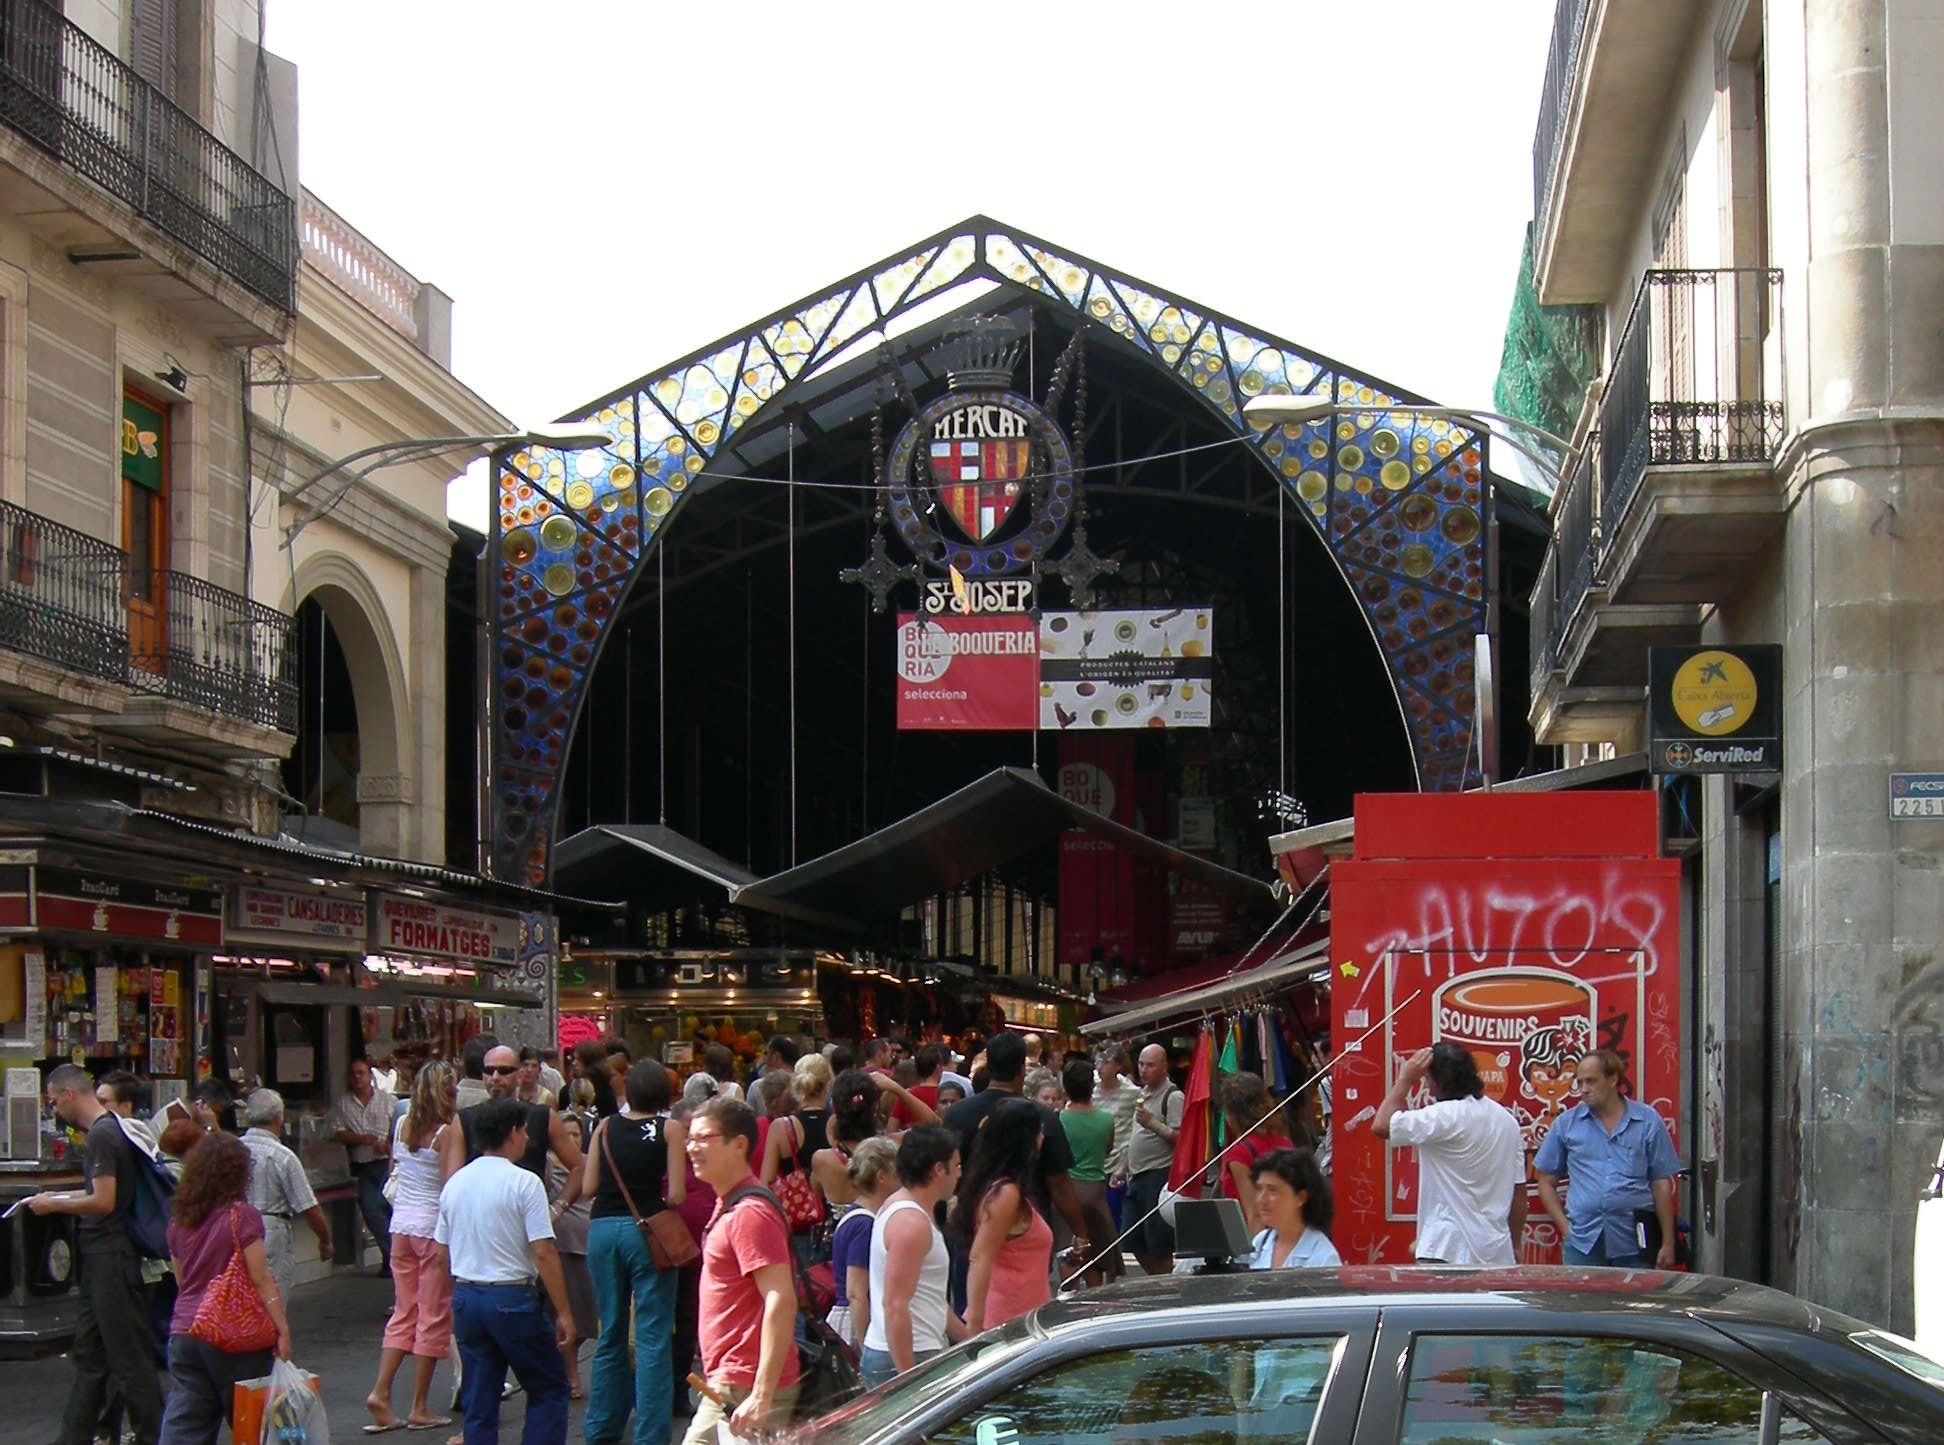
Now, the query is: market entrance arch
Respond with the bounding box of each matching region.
[483,218,1494,885]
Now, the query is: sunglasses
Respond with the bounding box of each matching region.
[686,1130,727,1145]
[484,1065,520,1076]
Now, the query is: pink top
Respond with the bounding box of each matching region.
[982,1199,1053,1328]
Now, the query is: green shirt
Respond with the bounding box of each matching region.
[1059,1107,1115,1183]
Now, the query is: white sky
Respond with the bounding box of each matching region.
[263,2,1559,530]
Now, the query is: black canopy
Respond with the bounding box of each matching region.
[551,824,760,912]
[730,766,1275,932]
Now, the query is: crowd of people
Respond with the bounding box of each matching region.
[22,1021,1677,1445]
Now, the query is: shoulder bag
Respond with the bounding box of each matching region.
[599,1118,699,1270]
[188,1205,280,1354]
[773,1116,827,1234]
[721,1183,860,1414]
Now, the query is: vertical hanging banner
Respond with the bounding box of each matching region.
[894,613,1038,731]
[1039,608,1214,729]
[1056,737,1138,968]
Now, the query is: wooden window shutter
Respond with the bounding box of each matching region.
[130,0,178,99]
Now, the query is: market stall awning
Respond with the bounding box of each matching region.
[730,766,1275,932]
[552,824,760,911]
[252,975,544,1011]
[1079,937,1330,1038]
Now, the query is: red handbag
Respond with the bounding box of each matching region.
[773,1117,826,1233]
[188,1206,279,1354]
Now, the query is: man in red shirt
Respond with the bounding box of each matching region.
[908,1043,945,1116]
[682,1097,799,1443]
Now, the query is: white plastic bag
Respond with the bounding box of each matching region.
[265,1357,330,1445]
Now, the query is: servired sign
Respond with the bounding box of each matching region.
[894,613,1037,731]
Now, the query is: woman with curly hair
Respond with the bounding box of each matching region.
[1245,1147,1340,1269]
[158,1131,291,1445]
[1219,1071,1294,1220]
[366,1061,459,1431]
[951,1097,1052,1333]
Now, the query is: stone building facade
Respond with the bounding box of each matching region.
[1519,0,1944,1330]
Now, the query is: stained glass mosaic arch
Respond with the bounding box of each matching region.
[484,217,1489,884]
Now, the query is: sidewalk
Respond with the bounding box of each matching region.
[1,1272,601,1444]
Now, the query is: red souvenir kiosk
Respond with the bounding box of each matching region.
[1327,791,1681,1265]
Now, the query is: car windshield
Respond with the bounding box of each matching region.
[1849,1329,1944,1390]
[782,1325,1039,1444]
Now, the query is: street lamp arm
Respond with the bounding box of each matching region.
[1239,395,1578,492]
[1371,406,1579,463]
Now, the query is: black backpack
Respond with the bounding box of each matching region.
[720,1182,862,1418]
[114,1117,179,1260]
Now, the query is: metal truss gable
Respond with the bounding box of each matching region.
[484,217,1491,883]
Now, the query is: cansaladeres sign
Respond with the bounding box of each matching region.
[228,885,367,954]
[371,893,522,967]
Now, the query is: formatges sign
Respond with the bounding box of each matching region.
[1648,644,1781,774]
[371,893,522,967]
[228,885,368,954]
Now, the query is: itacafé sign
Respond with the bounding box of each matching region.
[1648,645,1781,774]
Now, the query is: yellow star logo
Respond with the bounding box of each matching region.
[1339,960,1360,979]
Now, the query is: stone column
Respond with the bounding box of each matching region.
[1773,0,1944,1333]
[407,559,448,864]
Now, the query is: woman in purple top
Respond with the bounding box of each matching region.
[826,1137,898,1348]
[159,1131,292,1445]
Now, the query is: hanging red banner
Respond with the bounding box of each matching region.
[1056,737,1137,968]
[894,613,1037,731]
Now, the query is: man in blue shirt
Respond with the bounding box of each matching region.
[1534,1048,1680,1267]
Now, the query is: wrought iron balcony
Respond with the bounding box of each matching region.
[1599,268,1785,543]
[1531,0,1593,232]
[0,0,295,311]
[1529,546,1558,700]
[0,499,130,682]
[1554,435,1600,630]
[129,572,298,732]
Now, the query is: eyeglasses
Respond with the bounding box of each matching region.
[686,1130,727,1145]
[484,1065,519,1076]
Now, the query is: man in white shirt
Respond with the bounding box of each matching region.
[1373,1043,1527,1265]
[437,1097,577,1445]
[331,1056,395,1274]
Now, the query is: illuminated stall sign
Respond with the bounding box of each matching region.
[35,867,224,946]
[370,893,522,968]
[894,613,1038,731]
[226,885,367,954]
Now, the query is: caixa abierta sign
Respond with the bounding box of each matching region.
[370,893,523,967]
[1648,644,1781,774]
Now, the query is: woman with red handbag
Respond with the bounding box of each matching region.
[157,1131,292,1445]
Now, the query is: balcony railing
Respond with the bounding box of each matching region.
[1531,0,1594,227]
[1555,435,1600,629]
[0,500,129,683]
[300,188,420,342]
[129,573,298,732]
[1529,545,1558,699]
[1600,268,1785,541]
[0,0,295,311]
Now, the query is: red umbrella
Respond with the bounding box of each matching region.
[1169,1026,1216,1195]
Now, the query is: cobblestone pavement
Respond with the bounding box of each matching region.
[2,1272,623,1445]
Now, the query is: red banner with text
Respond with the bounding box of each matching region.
[894,613,1037,731]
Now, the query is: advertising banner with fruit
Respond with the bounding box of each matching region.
[893,613,1039,730]
[1327,792,1681,1265]
[1039,608,1212,729]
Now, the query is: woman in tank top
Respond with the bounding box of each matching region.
[581,1061,686,1445]
[861,1126,966,1389]
[953,1097,1053,1333]
[366,1062,454,1431]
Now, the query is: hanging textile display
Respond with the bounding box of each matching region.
[1214,1017,1241,1147]
[1169,1027,1216,1196]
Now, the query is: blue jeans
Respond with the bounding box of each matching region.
[452,1282,569,1445]
[157,1335,272,1445]
[1563,1239,1650,1268]
[584,1216,676,1445]
[859,1345,940,1391]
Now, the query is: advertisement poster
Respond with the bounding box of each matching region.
[894,613,1038,731]
[1328,793,1681,1265]
[1039,608,1213,730]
